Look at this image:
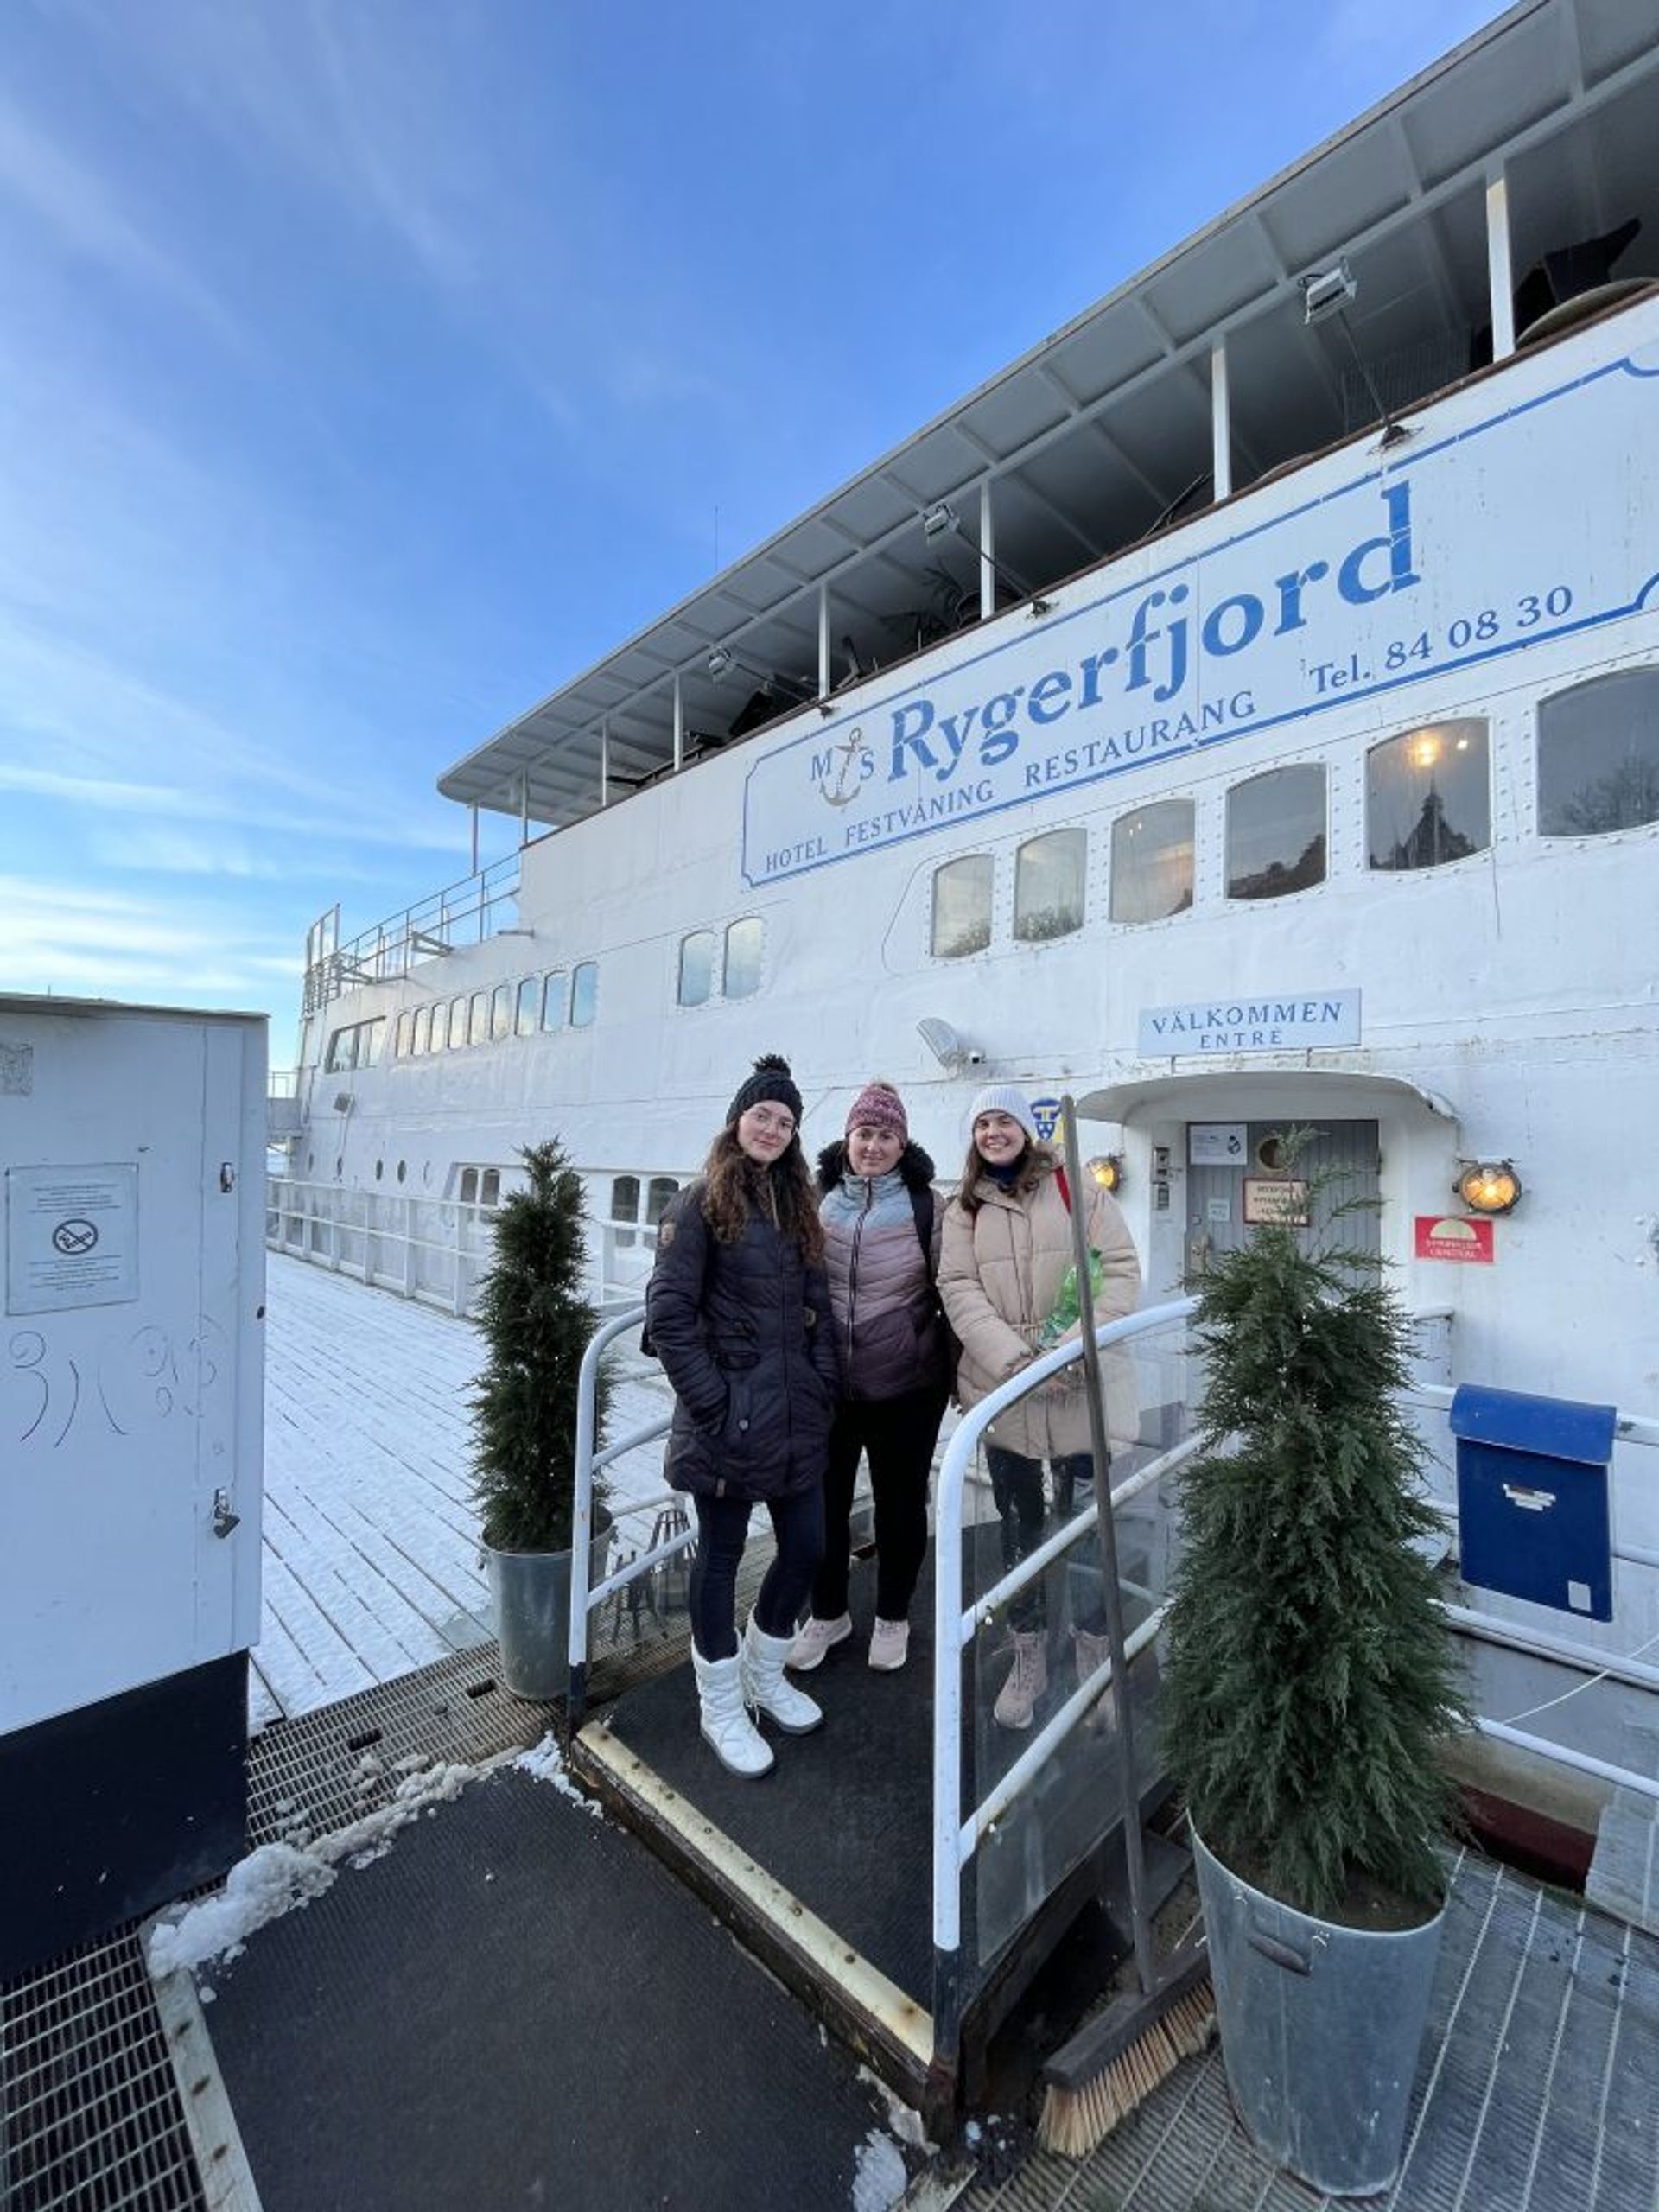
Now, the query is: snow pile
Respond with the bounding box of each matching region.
[850,2130,908,2211]
[146,1844,335,1978]
[145,1759,483,1980]
[515,1731,601,1814]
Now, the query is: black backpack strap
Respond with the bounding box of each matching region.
[908,1181,934,1271]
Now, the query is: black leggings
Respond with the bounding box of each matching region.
[984,1445,1099,1630]
[811,1387,948,1624]
[690,1487,826,1660]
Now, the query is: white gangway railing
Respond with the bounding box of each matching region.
[563,1301,1659,2077]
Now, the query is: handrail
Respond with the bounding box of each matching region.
[930,1295,1199,2013]
[569,1305,678,1726]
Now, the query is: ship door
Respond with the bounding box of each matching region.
[1185,1120,1381,1274]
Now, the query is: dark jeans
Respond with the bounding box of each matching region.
[984,1445,1100,1631]
[690,1487,825,1660]
[810,1387,949,1625]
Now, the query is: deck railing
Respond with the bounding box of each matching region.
[301,853,523,1014]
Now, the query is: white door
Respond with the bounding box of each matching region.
[1,1004,264,1735]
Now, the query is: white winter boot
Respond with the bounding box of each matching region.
[741,1616,825,1736]
[693,1649,774,1777]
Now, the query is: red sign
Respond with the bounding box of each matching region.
[1414,1215,1496,1264]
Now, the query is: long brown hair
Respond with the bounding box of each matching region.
[955,1131,1058,1217]
[701,1126,825,1262]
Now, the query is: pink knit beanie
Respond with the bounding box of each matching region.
[846,1079,908,1141]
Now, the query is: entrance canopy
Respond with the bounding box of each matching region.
[1075,1068,1459,1128]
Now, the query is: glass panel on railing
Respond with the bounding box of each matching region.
[964,1323,1195,1968]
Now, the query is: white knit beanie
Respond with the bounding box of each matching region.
[966,1084,1038,1140]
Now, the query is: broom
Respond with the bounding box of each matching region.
[1034,1099,1215,2158]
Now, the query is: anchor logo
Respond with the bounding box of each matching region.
[818,728,870,808]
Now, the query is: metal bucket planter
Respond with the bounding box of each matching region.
[1193,1828,1444,2197]
[483,1517,613,1701]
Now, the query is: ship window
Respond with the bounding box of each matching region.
[448,997,466,1049]
[468,991,488,1046]
[541,971,567,1032]
[480,1169,501,1207]
[374,1159,383,1180]
[1539,673,1659,836]
[1110,800,1193,923]
[1227,766,1326,899]
[646,1176,678,1230]
[612,1173,641,1249]
[678,931,716,1007]
[323,1018,386,1071]
[725,918,764,999]
[395,1013,411,1058]
[361,1019,385,1066]
[515,976,538,1036]
[325,1027,350,1072]
[571,961,598,1028]
[412,1006,429,1056]
[460,1167,479,1205]
[397,1160,407,1183]
[490,983,512,1041]
[1367,721,1489,870]
[1014,829,1085,942]
[931,855,993,957]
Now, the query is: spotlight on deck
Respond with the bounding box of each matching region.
[706,645,733,680]
[919,501,1052,617]
[1455,1160,1522,1216]
[1300,259,1358,325]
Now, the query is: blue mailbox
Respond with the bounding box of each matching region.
[1449,1385,1617,1621]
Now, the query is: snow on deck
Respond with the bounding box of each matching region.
[257,1253,677,1730]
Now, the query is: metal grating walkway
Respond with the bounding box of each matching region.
[957,1851,1659,2212]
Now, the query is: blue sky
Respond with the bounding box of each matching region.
[1,0,1503,1062]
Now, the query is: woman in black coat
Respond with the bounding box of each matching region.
[645,1054,841,1777]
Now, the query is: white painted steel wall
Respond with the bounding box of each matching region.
[0,998,266,1733]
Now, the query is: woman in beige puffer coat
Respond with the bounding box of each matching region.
[938,1085,1141,1729]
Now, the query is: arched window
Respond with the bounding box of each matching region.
[724,917,765,999]
[1368,720,1490,869]
[571,961,598,1028]
[678,931,717,1007]
[490,982,512,1041]
[612,1173,641,1250]
[448,997,467,1049]
[541,972,567,1032]
[467,992,488,1046]
[1539,672,1659,836]
[460,1166,479,1205]
[646,1175,679,1230]
[395,1013,412,1058]
[515,976,539,1036]
[1110,800,1193,922]
[1227,766,1326,899]
[480,1169,501,1208]
[931,855,993,957]
[1014,829,1086,942]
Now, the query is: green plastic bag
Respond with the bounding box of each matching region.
[1039,1249,1106,1347]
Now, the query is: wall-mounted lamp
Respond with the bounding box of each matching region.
[921,500,1052,616]
[916,1015,982,1072]
[1455,1160,1522,1215]
[706,645,733,680]
[1087,1154,1125,1194]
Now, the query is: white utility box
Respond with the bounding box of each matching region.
[0,996,265,1978]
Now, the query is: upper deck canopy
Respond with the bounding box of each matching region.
[438,0,1659,832]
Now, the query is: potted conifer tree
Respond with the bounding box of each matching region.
[473,1140,614,1700]
[1160,1139,1466,2196]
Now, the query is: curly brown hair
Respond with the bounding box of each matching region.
[701,1126,825,1262]
[955,1130,1058,1216]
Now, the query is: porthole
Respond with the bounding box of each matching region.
[397,1160,407,1183]
[374,1159,384,1181]
[1255,1135,1287,1173]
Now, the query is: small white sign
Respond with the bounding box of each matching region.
[1205,1197,1231,1224]
[1190,1124,1247,1166]
[1143,990,1362,1058]
[6,1163,139,1315]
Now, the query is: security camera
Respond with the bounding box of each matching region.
[965,1048,986,1066]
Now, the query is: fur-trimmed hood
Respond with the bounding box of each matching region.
[815,1137,937,1195]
